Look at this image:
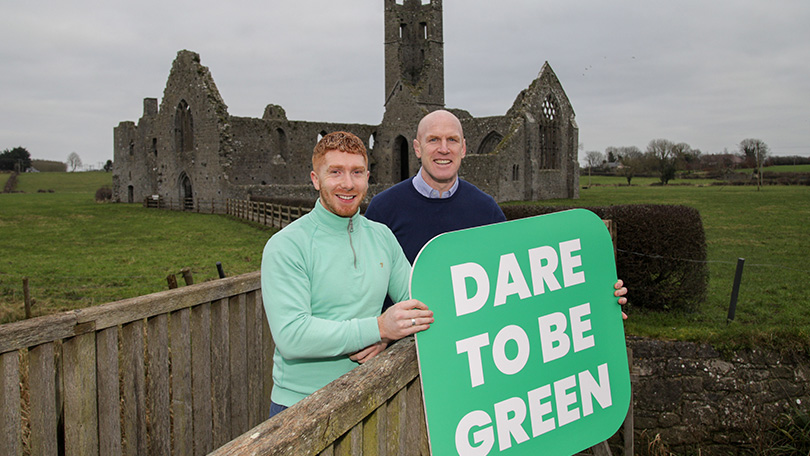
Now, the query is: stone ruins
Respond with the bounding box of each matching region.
[113,0,579,206]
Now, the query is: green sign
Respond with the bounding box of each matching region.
[412,209,630,456]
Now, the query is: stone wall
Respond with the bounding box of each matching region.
[627,336,810,454]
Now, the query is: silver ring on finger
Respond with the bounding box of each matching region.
[411,318,416,326]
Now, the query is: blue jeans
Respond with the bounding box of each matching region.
[269,401,288,419]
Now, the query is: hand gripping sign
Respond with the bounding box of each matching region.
[412,209,630,456]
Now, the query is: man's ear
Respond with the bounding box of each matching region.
[413,139,422,159]
[310,170,320,190]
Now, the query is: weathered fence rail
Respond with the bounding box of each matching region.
[0,217,627,455]
[141,196,311,228]
[211,336,429,456]
[225,199,312,229]
[0,271,272,456]
[143,196,225,213]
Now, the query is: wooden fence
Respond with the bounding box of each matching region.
[210,341,634,456]
[143,196,225,214]
[0,271,272,456]
[225,199,312,229]
[0,218,629,455]
[211,336,429,456]
[141,196,311,229]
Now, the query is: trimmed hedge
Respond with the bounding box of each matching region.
[501,204,708,312]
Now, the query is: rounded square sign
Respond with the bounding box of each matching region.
[412,209,630,456]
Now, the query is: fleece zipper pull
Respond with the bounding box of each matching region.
[348,218,357,268]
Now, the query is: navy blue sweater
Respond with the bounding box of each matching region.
[365,177,506,265]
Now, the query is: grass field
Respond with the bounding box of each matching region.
[0,172,273,323]
[513,181,810,349]
[2,171,808,350]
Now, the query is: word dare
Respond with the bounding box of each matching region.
[451,239,584,317]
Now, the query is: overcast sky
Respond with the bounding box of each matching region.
[2,0,808,169]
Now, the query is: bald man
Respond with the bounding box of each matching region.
[365,110,506,310]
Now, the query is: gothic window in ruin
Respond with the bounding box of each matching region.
[539,94,560,170]
[174,100,194,154]
[476,131,503,155]
[179,172,193,210]
[151,138,158,157]
[512,164,520,181]
[127,185,134,204]
[394,135,410,182]
[368,133,377,184]
[129,141,135,156]
[276,128,289,163]
[420,22,427,39]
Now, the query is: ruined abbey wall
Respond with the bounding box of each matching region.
[113,0,579,207]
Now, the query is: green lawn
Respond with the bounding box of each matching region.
[514,184,810,349]
[0,173,273,323]
[2,172,809,351]
[14,170,113,193]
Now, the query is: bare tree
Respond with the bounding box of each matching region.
[617,146,644,185]
[67,152,82,172]
[739,138,769,191]
[584,151,604,187]
[646,139,678,185]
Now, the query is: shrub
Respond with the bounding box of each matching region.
[501,204,708,312]
[95,186,112,202]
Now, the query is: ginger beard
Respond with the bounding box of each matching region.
[310,150,369,217]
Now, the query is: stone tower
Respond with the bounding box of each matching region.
[384,0,444,111]
[114,3,579,206]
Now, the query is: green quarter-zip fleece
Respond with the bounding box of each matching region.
[261,199,411,407]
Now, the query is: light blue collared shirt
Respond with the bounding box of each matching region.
[412,167,459,199]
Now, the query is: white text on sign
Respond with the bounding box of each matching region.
[451,239,584,317]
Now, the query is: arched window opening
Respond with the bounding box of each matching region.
[179,172,193,211]
[539,95,560,170]
[512,164,520,181]
[477,131,503,155]
[175,100,194,153]
[276,128,289,163]
[129,141,134,156]
[394,135,410,182]
[127,185,134,203]
[420,22,427,39]
[151,138,158,157]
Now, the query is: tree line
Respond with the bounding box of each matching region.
[582,138,809,186]
[0,147,113,172]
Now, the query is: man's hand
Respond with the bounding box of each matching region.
[377,299,434,341]
[614,279,628,320]
[350,340,389,364]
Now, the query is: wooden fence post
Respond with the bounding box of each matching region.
[181,268,194,286]
[23,277,31,319]
[167,274,178,289]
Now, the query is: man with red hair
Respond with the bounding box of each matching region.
[261,131,434,417]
